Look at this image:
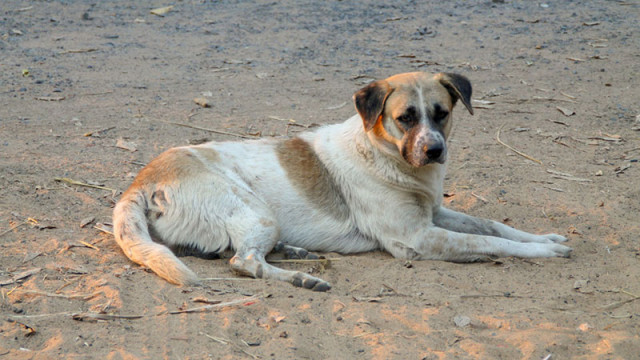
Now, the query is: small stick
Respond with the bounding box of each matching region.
[78,91,114,97]
[93,223,113,235]
[471,192,489,203]
[267,115,310,128]
[59,48,98,54]
[54,177,117,192]
[200,277,255,281]
[82,126,115,137]
[0,268,41,286]
[16,289,101,300]
[267,258,338,264]
[167,295,259,315]
[496,124,543,164]
[158,120,259,139]
[0,221,29,238]
[9,311,76,319]
[200,332,228,344]
[600,296,640,310]
[72,313,144,321]
[78,240,100,251]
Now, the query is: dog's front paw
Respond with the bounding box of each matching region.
[548,243,572,258]
[543,233,568,243]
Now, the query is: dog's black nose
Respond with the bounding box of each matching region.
[426,144,444,160]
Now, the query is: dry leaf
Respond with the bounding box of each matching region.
[80,217,95,228]
[566,57,585,62]
[582,22,600,26]
[116,138,138,152]
[556,106,575,116]
[150,5,174,16]
[193,98,211,108]
[257,315,286,329]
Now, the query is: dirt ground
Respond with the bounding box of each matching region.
[1,1,639,359]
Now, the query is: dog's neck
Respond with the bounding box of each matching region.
[335,115,446,204]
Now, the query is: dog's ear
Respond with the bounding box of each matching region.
[353,80,394,131]
[438,73,474,115]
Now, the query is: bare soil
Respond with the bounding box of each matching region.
[1,1,639,359]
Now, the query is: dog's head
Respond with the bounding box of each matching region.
[353,72,473,167]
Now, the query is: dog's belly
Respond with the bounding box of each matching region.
[200,141,380,254]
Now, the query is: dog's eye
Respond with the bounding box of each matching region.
[433,109,449,123]
[396,114,412,123]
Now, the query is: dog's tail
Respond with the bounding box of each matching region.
[112,189,200,286]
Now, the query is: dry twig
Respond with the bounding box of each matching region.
[0,268,42,286]
[54,177,117,192]
[158,119,259,139]
[496,124,543,164]
[168,295,260,315]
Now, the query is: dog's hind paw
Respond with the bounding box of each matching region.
[543,233,568,243]
[274,242,320,260]
[291,273,331,292]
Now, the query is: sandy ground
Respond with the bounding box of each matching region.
[1,1,639,359]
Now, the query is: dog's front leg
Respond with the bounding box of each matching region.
[386,226,572,262]
[432,206,567,244]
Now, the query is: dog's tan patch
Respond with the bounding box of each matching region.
[193,147,220,164]
[276,137,349,221]
[130,148,206,189]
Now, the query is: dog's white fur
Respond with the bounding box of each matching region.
[113,72,571,291]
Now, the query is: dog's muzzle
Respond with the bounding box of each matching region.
[402,129,447,167]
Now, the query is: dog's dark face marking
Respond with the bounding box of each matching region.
[354,72,473,167]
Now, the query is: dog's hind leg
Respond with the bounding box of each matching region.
[225,206,330,291]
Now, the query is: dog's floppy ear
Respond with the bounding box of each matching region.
[353,80,394,131]
[438,73,474,115]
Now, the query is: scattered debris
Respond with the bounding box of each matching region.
[588,135,622,143]
[326,102,347,110]
[150,5,174,16]
[556,106,575,116]
[496,124,543,164]
[191,296,221,305]
[55,177,117,192]
[546,169,592,183]
[35,96,65,101]
[80,217,95,228]
[472,99,495,109]
[73,313,145,322]
[257,314,286,329]
[83,126,115,137]
[471,192,489,204]
[59,48,98,54]
[193,97,211,108]
[614,164,631,175]
[453,315,471,327]
[94,223,114,235]
[7,319,36,337]
[116,138,138,152]
[157,119,259,139]
[16,289,101,301]
[0,268,41,286]
[352,296,383,303]
[168,295,260,315]
[577,323,593,332]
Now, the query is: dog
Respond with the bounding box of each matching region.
[113,72,571,291]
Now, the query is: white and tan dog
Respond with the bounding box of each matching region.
[113,72,571,291]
